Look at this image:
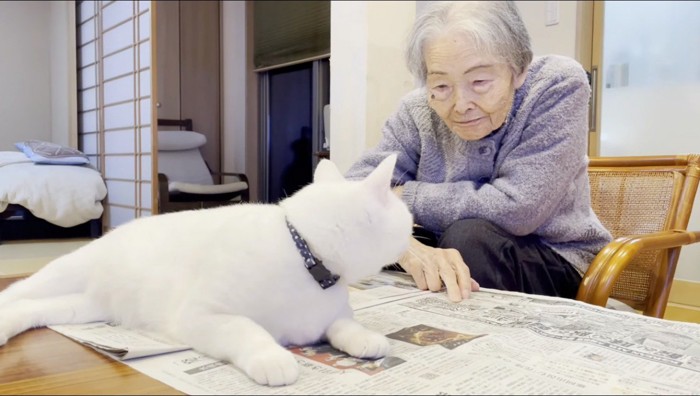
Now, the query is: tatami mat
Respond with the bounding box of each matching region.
[0,239,91,277]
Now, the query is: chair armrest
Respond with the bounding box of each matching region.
[211,172,249,184]
[577,229,700,310]
[212,172,249,201]
[157,172,250,212]
[576,236,633,303]
[169,181,248,195]
[158,173,171,204]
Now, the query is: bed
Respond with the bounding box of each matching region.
[0,144,107,244]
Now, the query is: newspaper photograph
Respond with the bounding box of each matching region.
[47,271,700,394]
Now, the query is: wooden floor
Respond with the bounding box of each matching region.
[665,302,700,324]
[0,276,182,395]
[0,328,183,395]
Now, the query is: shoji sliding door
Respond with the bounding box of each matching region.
[76,0,156,230]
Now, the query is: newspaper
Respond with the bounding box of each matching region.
[49,322,191,360]
[49,271,700,394]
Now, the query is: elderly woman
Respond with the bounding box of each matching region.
[345,1,612,302]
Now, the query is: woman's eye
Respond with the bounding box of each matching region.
[472,79,491,92]
[430,84,451,100]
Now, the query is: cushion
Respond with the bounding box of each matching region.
[15,140,89,165]
[158,131,207,151]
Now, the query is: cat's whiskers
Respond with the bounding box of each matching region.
[413,234,432,243]
[390,168,412,189]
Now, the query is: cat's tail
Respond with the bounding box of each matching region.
[0,248,92,308]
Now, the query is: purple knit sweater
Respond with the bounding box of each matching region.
[345,55,612,275]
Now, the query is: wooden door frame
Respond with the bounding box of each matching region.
[589,1,604,157]
[245,1,260,202]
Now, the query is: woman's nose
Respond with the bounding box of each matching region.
[453,86,476,113]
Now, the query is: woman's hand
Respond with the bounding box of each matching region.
[398,236,479,302]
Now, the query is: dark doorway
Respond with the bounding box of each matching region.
[261,59,330,203]
[267,63,313,202]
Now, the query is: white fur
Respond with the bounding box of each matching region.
[0,155,413,386]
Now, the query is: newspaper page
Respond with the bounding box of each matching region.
[49,322,191,360]
[48,272,700,394]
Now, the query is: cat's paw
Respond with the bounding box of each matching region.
[242,344,299,386]
[340,330,390,359]
[327,318,390,359]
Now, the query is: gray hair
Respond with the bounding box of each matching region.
[406,1,533,85]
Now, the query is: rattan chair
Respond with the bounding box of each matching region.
[577,154,700,318]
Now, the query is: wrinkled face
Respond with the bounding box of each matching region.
[424,32,527,141]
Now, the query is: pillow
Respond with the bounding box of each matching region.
[15,140,90,165]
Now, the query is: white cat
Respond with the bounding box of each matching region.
[0,154,413,386]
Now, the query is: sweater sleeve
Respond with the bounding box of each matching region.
[402,64,592,235]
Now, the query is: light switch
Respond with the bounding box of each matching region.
[546,1,559,26]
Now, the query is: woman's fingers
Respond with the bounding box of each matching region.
[422,252,443,292]
[433,248,476,301]
[399,237,479,301]
[399,247,428,290]
[470,278,480,291]
[406,248,441,292]
[444,248,473,299]
[406,262,428,291]
[435,250,461,302]
[440,270,463,302]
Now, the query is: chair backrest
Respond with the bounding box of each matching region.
[157,118,214,186]
[157,131,214,186]
[587,154,700,312]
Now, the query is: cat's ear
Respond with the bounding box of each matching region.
[362,154,397,194]
[314,159,346,183]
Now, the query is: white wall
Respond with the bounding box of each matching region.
[365,2,416,150]
[49,1,78,148]
[0,1,52,150]
[515,1,579,59]
[329,1,415,173]
[329,1,368,174]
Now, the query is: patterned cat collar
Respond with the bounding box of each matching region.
[286,219,340,289]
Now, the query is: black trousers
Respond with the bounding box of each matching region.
[410,218,582,299]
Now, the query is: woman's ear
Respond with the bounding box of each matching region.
[513,70,528,89]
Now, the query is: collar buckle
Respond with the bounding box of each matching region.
[286,218,340,290]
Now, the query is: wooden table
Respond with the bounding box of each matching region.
[0,277,182,395]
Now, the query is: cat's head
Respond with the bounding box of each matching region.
[281,154,413,284]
